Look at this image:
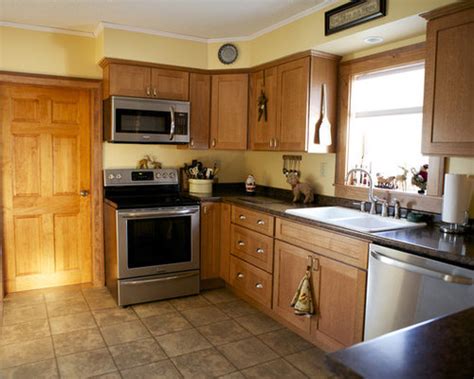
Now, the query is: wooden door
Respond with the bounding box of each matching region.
[200,202,221,280]
[273,241,313,333]
[276,57,310,151]
[151,68,189,100]
[210,74,248,150]
[189,73,211,149]
[106,64,151,98]
[0,84,92,293]
[422,5,474,156]
[249,68,278,150]
[310,255,366,349]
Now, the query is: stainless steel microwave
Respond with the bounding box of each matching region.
[104,96,190,144]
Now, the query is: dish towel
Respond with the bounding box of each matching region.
[290,269,315,317]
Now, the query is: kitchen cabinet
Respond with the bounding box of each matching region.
[219,203,232,282]
[102,61,189,100]
[210,74,248,150]
[189,73,211,149]
[201,202,221,280]
[421,3,474,156]
[249,54,339,152]
[231,205,275,236]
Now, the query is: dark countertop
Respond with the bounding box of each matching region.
[326,307,474,379]
[190,191,474,269]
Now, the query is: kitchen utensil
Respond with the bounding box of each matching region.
[315,84,332,146]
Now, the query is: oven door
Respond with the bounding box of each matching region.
[116,205,199,279]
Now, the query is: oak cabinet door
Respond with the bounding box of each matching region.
[276,57,310,151]
[189,73,211,149]
[219,203,232,282]
[201,202,221,280]
[151,68,189,101]
[249,68,278,150]
[210,74,248,150]
[273,241,313,333]
[422,5,474,156]
[107,64,151,98]
[310,255,366,349]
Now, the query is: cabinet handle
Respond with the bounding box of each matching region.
[146,87,151,96]
[238,240,245,246]
[257,219,265,225]
[269,139,274,148]
[313,258,320,271]
[256,248,264,254]
[237,273,244,279]
[274,138,278,148]
[255,283,263,289]
[239,215,246,220]
[153,88,157,97]
[211,138,216,147]
[203,206,208,215]
[190,138,194,147]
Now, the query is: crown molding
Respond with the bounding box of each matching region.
[0,20,94,37]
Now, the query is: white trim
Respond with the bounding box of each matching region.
[0,0,337,43]
[0,20,94,38]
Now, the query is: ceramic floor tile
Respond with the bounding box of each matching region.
[217,371,245,379]
[234,313,283,335]
[284,347,330,377]
[120,360,182,379]
[171,347,236,378]
[0,337,54,369]
[217,299,259,318]
[49,311,96,335]
[217,336,278,370]
[2,302,48,325]
[259,328,313,356]
[89,372,122,379]
[201,288,238,304]
[0,319,50,346]
[92,307,137,327]
[56,348,117,378]
[0,358,59,379]
[84,293,117,310]
[100,320,150,346]
[46,298,89,318]
[52,327,105,356]
[132,300,176,319]
[155,328,212,357]
[197,319,251,346]
[142,310,193,336]
[170,295,210,311]
[181,305,229,327]
[108,337,167,370]
[241,358,308,379]
[43,286,84,303]
[3,291,45,307]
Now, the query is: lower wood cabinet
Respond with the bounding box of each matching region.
[200,202,221,280]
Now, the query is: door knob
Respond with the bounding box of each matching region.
[80,190,90,197]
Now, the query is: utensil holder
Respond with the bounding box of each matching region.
[188,179,213,194]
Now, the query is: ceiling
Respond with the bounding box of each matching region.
[0,0,337,40]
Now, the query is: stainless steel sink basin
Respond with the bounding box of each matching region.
[285,206,425,233]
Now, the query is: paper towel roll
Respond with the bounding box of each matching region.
[442,174,472,224]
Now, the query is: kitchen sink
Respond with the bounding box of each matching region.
[285,206,425,233]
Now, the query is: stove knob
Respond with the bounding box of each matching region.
[162,172,168,178]
[155,173,161,179]
[108,174,115,180]
[169,172,176,178]
[116,174,122,179]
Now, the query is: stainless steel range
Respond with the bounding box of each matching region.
[104,168,200,306]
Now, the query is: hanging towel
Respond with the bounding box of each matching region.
[290,269,315,317]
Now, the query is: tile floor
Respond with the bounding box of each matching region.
[0,286,336,378]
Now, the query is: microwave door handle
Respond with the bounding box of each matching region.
[169,106,175,140]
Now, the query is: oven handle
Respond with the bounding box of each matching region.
[169,105,175,140]
[120,208,199,219]
[122,272,198,285]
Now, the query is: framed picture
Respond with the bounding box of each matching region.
[325,0,387,36]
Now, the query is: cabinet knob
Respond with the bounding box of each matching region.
[239,215,246,220]
[256,248,264,254]
[255,283,263,289]
[153,88,157,97]
[257,219,265,225]
[80,190,90,197]
[238,240,245,247]
[237,273,244,279]
[146,87,151,96]
[211,138,216,147]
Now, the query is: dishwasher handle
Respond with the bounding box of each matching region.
[370,250,473,285]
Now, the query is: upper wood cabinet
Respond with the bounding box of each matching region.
[189,73,211,149]
[102,62,189,100]
[210,74,249,150]
[249,54,339,152]
[421,3,474,156]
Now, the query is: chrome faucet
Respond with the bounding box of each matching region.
[345,168,380,214]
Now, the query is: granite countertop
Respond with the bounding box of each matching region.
[325,307,474,379]
[190,191,474,269]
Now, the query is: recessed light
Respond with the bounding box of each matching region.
[363,36,384,44]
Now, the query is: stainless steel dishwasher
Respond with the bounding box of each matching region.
[364,244,474,340]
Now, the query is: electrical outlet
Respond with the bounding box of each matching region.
[320,162,327,177]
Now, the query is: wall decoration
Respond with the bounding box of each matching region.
[325,0,387,36]
[218,43,239,64]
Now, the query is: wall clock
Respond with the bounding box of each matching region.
[218,43,238,65]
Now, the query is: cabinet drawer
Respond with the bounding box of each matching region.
[231,224,274,273]
[275,218,369,269]
[229,256,272,308]
[232,206,274,236]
